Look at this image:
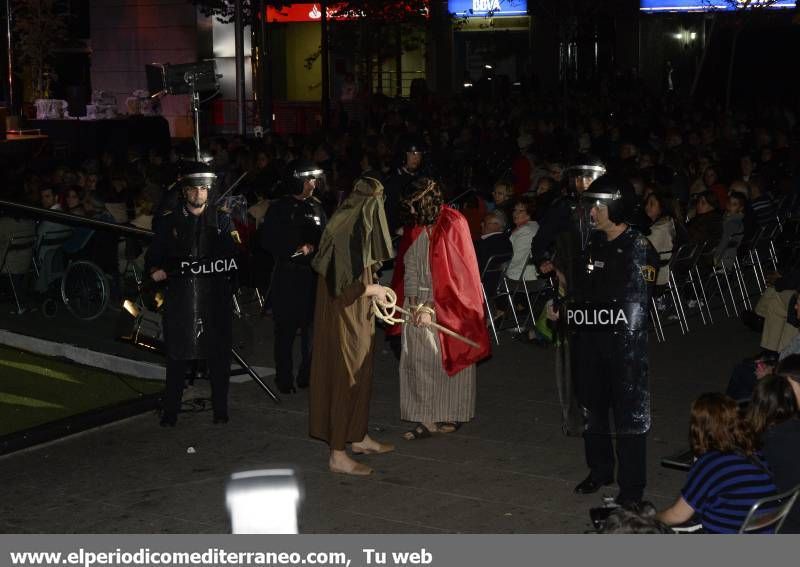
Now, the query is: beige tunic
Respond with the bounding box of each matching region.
[399,231,476,423]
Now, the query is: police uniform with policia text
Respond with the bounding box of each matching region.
[145,169,240,426]
[566,176,658,506]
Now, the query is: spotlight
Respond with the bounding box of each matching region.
[116,297,163,350]
[123,299,140,318]
[226,468,303,534]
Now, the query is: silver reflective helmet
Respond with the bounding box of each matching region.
[565,163,606,196]
[179,171,217,191]
[576,181,621,251]
[290,163,326,196]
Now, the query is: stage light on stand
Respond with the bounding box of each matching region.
[116,296,163,351]
[123,299,140,318]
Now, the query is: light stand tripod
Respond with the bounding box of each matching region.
[120,289,281,405]
[186,71,203,162]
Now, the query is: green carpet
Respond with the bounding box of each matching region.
[0,345,163,436]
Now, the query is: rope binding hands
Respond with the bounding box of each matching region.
[370,286,480,349]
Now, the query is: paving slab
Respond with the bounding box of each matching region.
[0,299,758,533]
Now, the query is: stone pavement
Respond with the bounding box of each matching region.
[0,301,755,533]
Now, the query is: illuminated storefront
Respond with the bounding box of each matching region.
[449,1,531,89]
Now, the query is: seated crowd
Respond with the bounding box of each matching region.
[2,81,800,534]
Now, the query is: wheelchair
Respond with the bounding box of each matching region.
[34,227,110,321]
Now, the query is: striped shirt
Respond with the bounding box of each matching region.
[751,196,777,228]
[681,451,777,534]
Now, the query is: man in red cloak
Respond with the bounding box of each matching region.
[387,182,491,438]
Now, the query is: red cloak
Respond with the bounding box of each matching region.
[388,206,491,376]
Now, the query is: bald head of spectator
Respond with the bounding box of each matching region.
[481,211,507,236]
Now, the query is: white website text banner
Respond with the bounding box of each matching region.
[0,535,791,567]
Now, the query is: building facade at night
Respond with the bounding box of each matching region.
[2,0,796,136]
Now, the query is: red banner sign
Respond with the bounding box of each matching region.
[266,3,352,22]
[266,2,430,23]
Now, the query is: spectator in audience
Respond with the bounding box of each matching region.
[209,137,230,170]
[599,505,673,534]
[701,165,729,209]
[751,268,800,354]
[474,211,512,302]
[714,191,746,266]
[506,198,539,282]
[64,187,86,216]
[461,191,489,241]
[686,190,723,248]
[727,294,800,400]
[656,393,778,533]
[250,146,281,200]
[738,153,756,184]
[490,180,515,225]
[0,193,36,309]
[644,192,678,287]
[39,187,60,212]
[34,187,72,293]
[474,211,511,273]
[749,177,777,229]
[747,370,800,533]
[511,133,533,195]
[104,176,132,224]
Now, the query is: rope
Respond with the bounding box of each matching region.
[371,287,405,325]
[370,285,480,349]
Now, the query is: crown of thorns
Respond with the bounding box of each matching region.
[409,180,437,203]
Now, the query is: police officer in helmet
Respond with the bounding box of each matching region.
[531,156,606,270]
[260,160,327,394]
[145,162,241,426]
[384,138,426,236]
[549,174,658,507]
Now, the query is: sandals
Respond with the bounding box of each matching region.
[402,423,433,441]
[436,422,462,434]
[402,422,462,439]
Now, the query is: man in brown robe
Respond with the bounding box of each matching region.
[309,177,396,476]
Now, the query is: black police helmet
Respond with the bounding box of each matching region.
[175,160,217,193]
[401,136,425,155]
[286,159,323,196]
[583,174,637,225]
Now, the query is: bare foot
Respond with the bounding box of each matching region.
[352,434,395,455]
[329,450,373,476]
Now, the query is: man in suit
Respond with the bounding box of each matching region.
[474,211,512,296]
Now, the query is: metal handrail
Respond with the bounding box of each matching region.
[0,200,154,239]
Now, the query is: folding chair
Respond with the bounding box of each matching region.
[733,227,767,310]
[0,231,37,314]
[480,253,516,344]
[703,231,745,318]
[738,483,800,534]
[662,242,699,334]
[503,252,552,335]
[650,249,675,343]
